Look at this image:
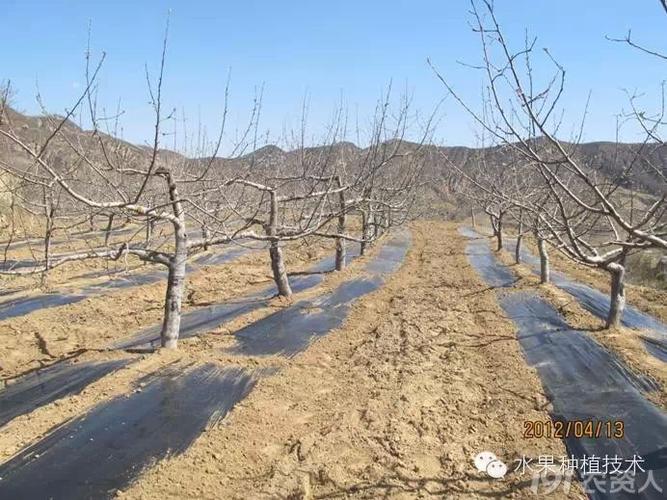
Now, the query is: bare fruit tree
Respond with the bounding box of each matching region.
[433,0,667,327]
[1,36,428,351]
[196,90,430,296]
[0,41,261,348]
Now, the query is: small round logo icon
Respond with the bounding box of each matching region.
[473,451,508,479]
[486,459,508,479]
[474,451,497,472]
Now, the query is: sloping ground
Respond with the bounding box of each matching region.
[0,232,411,499]
[499,235,667,362]
[493,236,667,408]
[463,228,667,499]
[123,221,578,499]
[0,244,255,323]
[0,234,390,467]
[0,237,332,380]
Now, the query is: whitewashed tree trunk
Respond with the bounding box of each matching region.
[606,262,626,329]
[159,169,187,349]
[269,242,292,297]
[267,191,292,297]
[335,185,346,271]
[471,208,476,229]
[537,236,550,284]
[161,228,186,349]
[360,209,368,256]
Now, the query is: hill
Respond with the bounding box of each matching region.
[2,107,665,200]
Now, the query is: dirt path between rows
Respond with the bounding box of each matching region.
[122,221,580,499]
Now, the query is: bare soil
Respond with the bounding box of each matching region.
[0,235,356,462]
[119,221,581,499]
[496,240,667,410]
[0,237,333,380]
[0,224,154,289]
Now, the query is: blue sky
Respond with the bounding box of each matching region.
[1,0,665,150]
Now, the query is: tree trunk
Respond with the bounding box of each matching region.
[43,191,54,270]
[161,227,187,349]
[145,218,154,245]
[335,232,346,271]
[44,227,52,268]
[360,210,368,256]
[268,191,292,297]
[335,188,346,271]
[202,226,210,251]
[471,208,476,229]
[104,214,115,246]
[42,219,53,287]
[495,214,503,251]
[269,242,292,297]
[606,262,626,329]
[515,214,523,264]
[159,168,188,349]
[537,236,550,284]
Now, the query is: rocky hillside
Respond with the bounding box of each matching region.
[2,107,665,201]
